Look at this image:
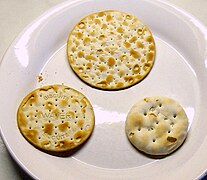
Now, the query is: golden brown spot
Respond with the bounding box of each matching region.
[52,108,59,116]
[85,54,97,61]
[77,51,84,58]
[135,74,143,79]
[106,74,114,83]
[94,18,101,25]
[88,15,94,20]
[97,80,107,87]
[129,132,134,138]
[98,65,107,72]
[146,52,154,61]
[74,40,80,46]
[78,22,85,29]
[82,75,89,79]
[80,98,87,108]
[126,14,132,20]
[99,56,105,62]
[86,64,92,71]
[75,32,83,39]
[63,140,75,149]
[44,123,54,135]
[132,64,140,74]
[98,12,105,17]
[133,18,138,23]
[24,129,38,143]
[67,111,75,119]
[106,15,112,21]
[123,41,131,48]
[77,119,84,127]
[124,76,134,84]
[130,49,140,58]
[56,140,72,149]
[28,112,35,120]
[71,98,79,106]
[123,34,128,39]
[99,34,105,40]
[71,46,76,52]
[104,47,110,53]
[120,54,129,61]
[107,57,115,66]
[102,23,107,29]
[95,70,100,76]
[86,62,92,68]
[117,34,122,40]
[73,130,87,143]
[83,37,90,45]
[36,111,41,118]
[39,86,53,92]
[117,27,124,33]
[67,40,72,47]
[141,57,146,63]
[41,140,51,148]
[45,101,53,110]
[149,44,155,50]
[74,66,84,73]
[137,28,143,35]
[129,36,137,43]
[149,112,157,117]
[58,121,69,132]
[167,136,177,143]
[18,111,28,127]
[144,98,149,102]
[116,82,124,88]
[59,99,68,108]
[122,21,128,26]
[69,54,75,63]
[109,47,117,55]
[136,41,145,49]
[97,49,104,54]
[143,62,152,71]
[90,31,96,36]
[118,69,125,77]
[81,108,86,114]
[146,36,153,43]
[26,93,38,106]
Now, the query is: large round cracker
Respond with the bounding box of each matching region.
[67,10,156,90]
[125,96,189,155]
[17,85,95,153]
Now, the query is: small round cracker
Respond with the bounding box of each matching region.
[17,85,95,153]
[67,10,156,90]
[125,96,189,155]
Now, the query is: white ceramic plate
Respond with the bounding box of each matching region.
[1,0,207,179]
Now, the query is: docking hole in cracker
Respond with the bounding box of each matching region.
[67,10,156,90]
[17,85,95,153]
[125,96,189,156]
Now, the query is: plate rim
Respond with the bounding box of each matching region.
[0,0,207,179]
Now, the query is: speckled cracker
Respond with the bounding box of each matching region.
[17,85,95,152]
[125,96,189,155]
[67,10,156,90]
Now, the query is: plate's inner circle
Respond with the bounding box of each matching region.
[38,36,198,169]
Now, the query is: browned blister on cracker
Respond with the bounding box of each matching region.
[17,85,95,153]
[125,96,189,155]
[67,10,156,90]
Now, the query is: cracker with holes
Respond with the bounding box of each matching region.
[17,85,95,153]
[125,96,189,155]
[67,10,156,90]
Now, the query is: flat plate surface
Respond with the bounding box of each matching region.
[0,0,207,179]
